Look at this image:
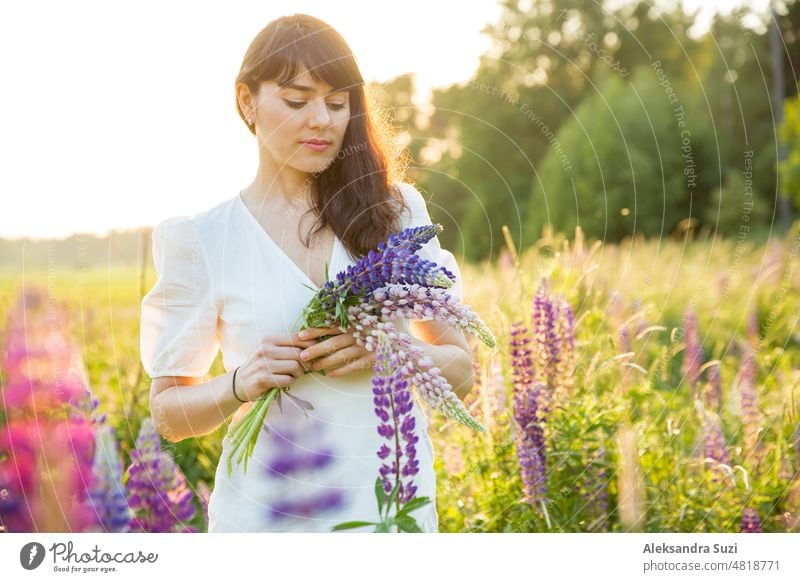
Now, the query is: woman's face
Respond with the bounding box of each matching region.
[243,67,351,175]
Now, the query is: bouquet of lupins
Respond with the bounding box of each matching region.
[225,224,497,477]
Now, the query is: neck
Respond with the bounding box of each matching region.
[244,151,315,207]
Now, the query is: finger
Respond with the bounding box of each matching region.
[273,334,320,348]
[328,356,375,377]
[301,334,354,362]
[311,345,364,372]
[261,346,306,361]
[297,326,344,340]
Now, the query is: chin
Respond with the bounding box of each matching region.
[297,157,337,174]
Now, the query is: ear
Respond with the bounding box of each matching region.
[235,82,256,116]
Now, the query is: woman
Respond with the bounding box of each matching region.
[140,14,474,533]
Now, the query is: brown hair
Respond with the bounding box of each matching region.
[235,14,410,260]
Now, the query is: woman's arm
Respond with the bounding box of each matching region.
[408,319,475,401]
[149,372,244,444]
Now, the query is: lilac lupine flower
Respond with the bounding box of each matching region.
[702,414,732,485]
[747,311,760,350]
[682,307,705,394]
[552,297,577,398]
[488,356,507,412]
[737,350,763,466]
[340,302,488,432]
[471,342,482,390]
[619,325,632,354]
[510,321,547,508]
[360,284,495,348]
[705,362,722,412]
[196,481,211,530]
[126,418,196,533]
[703,415,730,465]
[86,424,132,532]
[741,507,763,532]
[372,331,420,504]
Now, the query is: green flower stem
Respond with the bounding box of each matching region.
[226,388,279,477]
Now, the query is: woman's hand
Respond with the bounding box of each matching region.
[298,326,376,377]
[236,333,319,401]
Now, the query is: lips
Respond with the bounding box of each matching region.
[301,139,331,145]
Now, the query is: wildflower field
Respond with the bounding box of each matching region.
[2,223,799,533]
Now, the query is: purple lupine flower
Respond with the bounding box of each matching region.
[86,424,132,532]
[263,421,346,525]
[372,331,420,504]
[738,349,763,466]
[269,490,346,522]
[510,321,547,508]
[682,307,705,395]
[741,507,763,532]
[264,425,336,477]
[510,322,534,400]
[314,225,455,318]
[126,418,196,532]
[705,362,722,412]
[532,279,559,392]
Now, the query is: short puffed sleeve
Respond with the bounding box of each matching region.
[396,182,464,303]
[140,216,220,378]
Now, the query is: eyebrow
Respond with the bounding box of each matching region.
[280,82,347,96]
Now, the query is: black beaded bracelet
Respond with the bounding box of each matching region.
[232,366,247,403]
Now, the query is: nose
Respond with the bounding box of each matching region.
[306,98,332,128]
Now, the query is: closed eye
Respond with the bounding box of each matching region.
[284,99,347,111]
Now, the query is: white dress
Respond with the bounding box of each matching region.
[139,182,463,532]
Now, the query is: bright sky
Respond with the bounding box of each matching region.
[0,0,768,239]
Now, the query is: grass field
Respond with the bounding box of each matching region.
[2,223,799,532]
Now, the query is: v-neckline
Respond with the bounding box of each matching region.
[236,191,338,290]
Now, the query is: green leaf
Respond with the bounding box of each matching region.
[385,482,399,517]
[375,477,386,513]
[396,496,432,516]
[374,522,391,533]
[393,515,422,533]
[331,521,375,531]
